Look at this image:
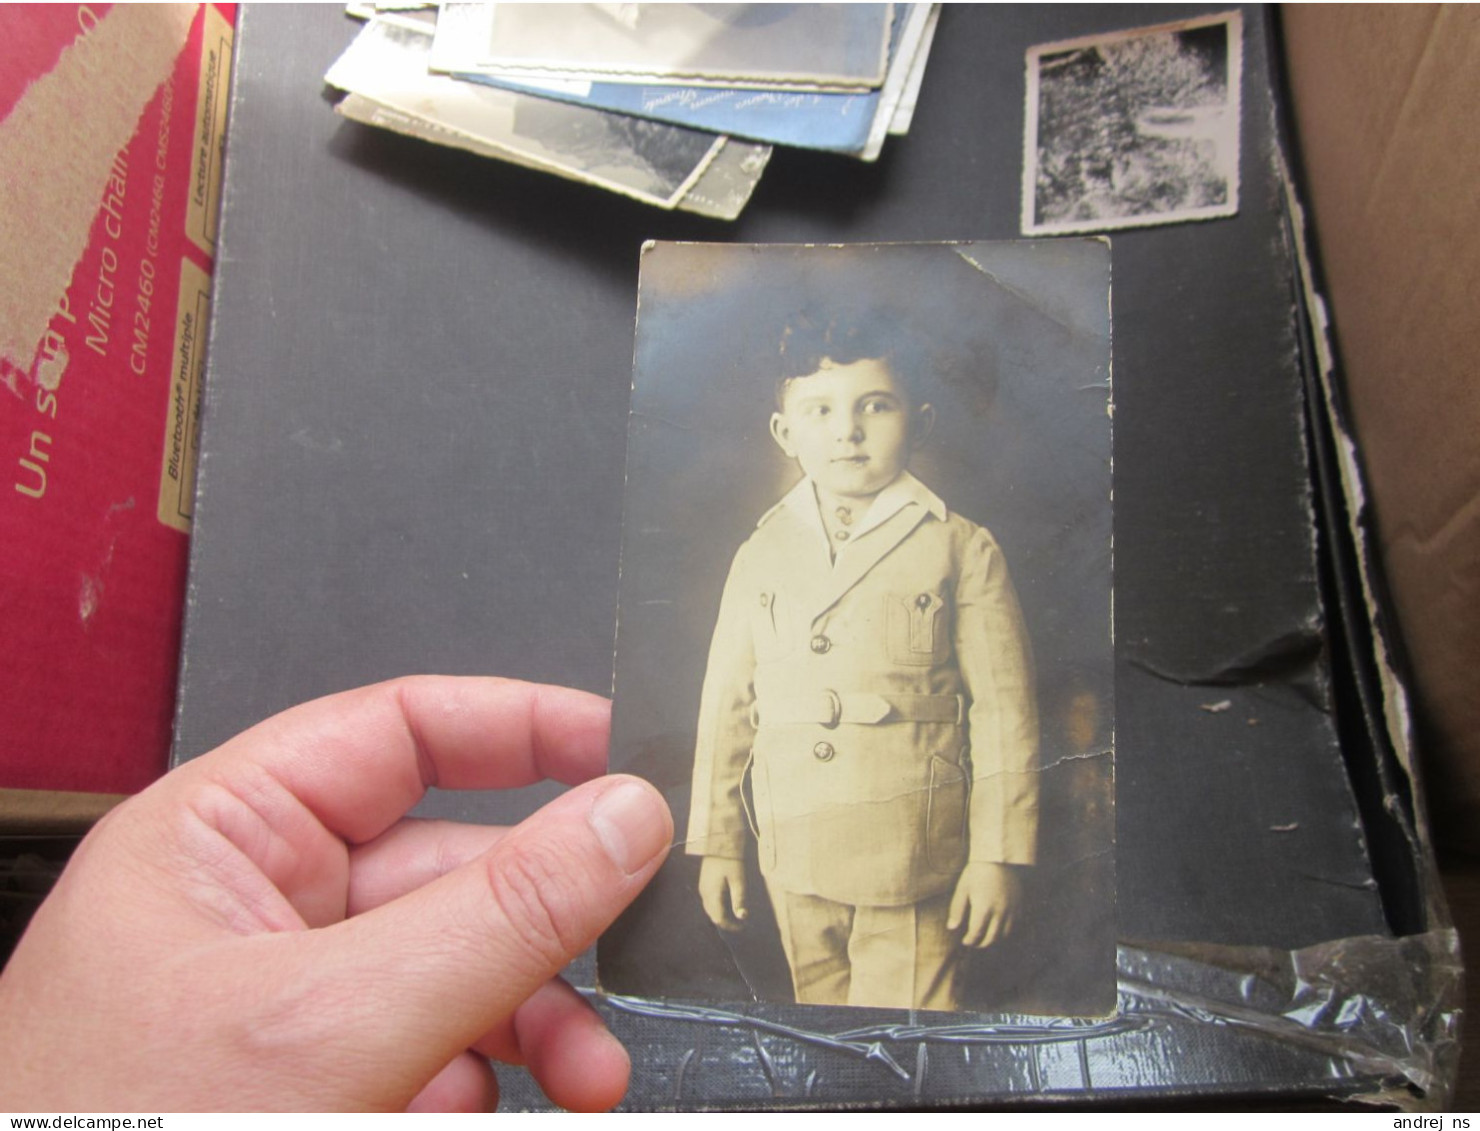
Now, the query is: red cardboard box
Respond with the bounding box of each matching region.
[1,3,234,795]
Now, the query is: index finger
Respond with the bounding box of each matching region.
[173,676,611,845]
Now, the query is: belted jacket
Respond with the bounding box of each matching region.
[687,472,1040,907]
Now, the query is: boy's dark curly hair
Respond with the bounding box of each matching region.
[773,301,996,418]
[774,304,920,409]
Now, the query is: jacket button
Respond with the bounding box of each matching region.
[809,634,831,654]
[813,741,835,761]
[759,593,770,607]
[834,529,850,542]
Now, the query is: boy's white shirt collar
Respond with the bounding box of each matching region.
[759,471,947,543]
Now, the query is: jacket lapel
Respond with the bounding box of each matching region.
[809,504,931,621]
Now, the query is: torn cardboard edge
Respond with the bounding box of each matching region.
[0,3,196,378]
[1277,14,1480,856]
[1279,156,1448,939]
[1244,112,1459,1109]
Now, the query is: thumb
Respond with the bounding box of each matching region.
[270,775,671,1103]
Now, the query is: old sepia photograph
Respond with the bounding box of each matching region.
[326,18,760,212]
[600,241,1115,1017]
[1023,11,1242,236]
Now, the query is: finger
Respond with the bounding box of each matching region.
[988,907,1015,947]
[113,679,610,935]
[961,901,990,948]
[348,819,510,915]
[174,677,611,846]
[980,904,1003,947]
[470,1017,522,1066]
[272,775,671,1097]
[699,877,736,931]
[973,902,1008,949]
[406,1051,499,1113]
[712,889,741,932]
[946,885,968,933]
[730,873,749,923]
[465,974,605,1068]
[699,887,729,929]
[514,977,629,1112]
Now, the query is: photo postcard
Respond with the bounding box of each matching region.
[432,3,895,92]
[325,16,770,216]
[887,3,941,137]
[448,5,935,160]
[600,241,1116,1019]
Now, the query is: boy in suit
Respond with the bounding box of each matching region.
[687,314,1040,1011]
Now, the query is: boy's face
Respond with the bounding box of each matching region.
[769,357,933,501]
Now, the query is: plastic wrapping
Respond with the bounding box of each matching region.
[498,930,1461,1110]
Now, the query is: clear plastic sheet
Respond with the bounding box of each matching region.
[1113,932,1461,1109]
[499,928,1461,1110]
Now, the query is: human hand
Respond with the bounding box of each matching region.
[697,856,749,931]
[947,861,1023,948]
[0,677,672,1113]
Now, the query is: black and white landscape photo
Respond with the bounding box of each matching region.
[1023,11,1242,235]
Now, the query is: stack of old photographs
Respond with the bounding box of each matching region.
[324,3,940,220]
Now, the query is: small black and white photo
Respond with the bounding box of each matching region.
[1022,10,1242,236]
[600,241,1115,1018]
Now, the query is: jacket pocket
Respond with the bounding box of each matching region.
[749,590,791,661]
[887,590,950,665]
[925,755,969,874]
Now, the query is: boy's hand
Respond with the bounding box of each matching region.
[947,861,1022,948]
[697,856,749,931]
[0,677,672,1113]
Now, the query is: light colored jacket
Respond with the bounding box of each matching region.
[687,472,1039,907]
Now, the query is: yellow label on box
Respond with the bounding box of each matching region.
[157,257,210,533]
[187,4,232,255]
